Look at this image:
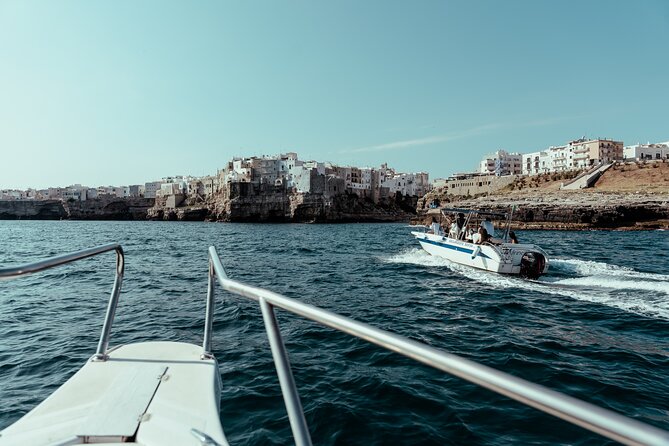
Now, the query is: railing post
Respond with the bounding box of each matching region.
[258,297,312,446]
[202,258,216,359]
[93,247,125,361]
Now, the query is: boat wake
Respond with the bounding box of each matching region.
[385,249,669,320]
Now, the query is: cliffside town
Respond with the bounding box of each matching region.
[0,153,426,222]
[2,138,668,226]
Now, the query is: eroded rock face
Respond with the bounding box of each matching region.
[0,198,155,220]
[0,200,66,219]
[64,198,155,220]
[210,192,417,222]
[415,193,669,230]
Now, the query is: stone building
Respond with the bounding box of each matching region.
[443,173,517,196]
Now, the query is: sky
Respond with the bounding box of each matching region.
[1,1,668,189]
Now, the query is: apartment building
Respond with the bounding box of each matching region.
[568,138,623,168]
[479,150,523,176]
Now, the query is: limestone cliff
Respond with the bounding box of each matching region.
[0,200,66,219]
[207,190,417,222]
[415,193,669,230]
[0,198,155,220]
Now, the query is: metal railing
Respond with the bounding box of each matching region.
[204,246,669,446]
[0,243,125,361]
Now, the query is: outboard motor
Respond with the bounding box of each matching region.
[520,252,546,279]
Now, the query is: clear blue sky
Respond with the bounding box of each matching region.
[1,1,667,189]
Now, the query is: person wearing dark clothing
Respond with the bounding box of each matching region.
[509,231,519,244]
[474,227,489,245]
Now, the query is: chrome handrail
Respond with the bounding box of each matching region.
[205,246,669,446]
[0,243,125,361]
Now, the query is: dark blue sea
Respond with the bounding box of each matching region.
[0,221,668,445]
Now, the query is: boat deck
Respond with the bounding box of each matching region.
[0,342,227,446]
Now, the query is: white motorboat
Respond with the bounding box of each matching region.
[412,208,549,278]
[1,244,666,446]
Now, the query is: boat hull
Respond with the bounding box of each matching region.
[411,231,549,276]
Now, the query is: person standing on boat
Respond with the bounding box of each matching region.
[449,213,467,240]
[430,220,442,235]
[481,217,494,237]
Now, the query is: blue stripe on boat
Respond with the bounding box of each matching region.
[418,237,492,259]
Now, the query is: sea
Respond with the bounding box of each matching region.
[0,221,668,445]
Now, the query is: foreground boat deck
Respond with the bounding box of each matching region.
[0,342,227,446]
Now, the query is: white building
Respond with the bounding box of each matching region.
[128,185,143,197]
[302,160,326,176]
[62,184,91,201]
[287,165,315,193]
[225,158,253,183]
[381,172,430,197]
[0,190,23,200]
[479,150,523,176]
[144,181,164,199]
[623,142,669,161]
[159,182,183,196]
[522,151,547,175]
[546,145,573,172]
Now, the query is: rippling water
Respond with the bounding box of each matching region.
[1,221,668,445]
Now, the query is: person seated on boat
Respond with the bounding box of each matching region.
[449,213,467,240]
[464,227,475,242]
[473,227,489,245]
[481,217,494,237]
[509,231,519,244]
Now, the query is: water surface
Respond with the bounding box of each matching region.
[0,221,667,445]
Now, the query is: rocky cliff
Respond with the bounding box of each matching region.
[419,162,669,230]
[0,200,67,219]
[0,198,155,220]
[146,190,418,223]
[416,192,669,230]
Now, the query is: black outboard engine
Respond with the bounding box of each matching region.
[520,252,546,279]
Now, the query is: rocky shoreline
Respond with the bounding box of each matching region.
[2,191,667,229]
[147,192,418,222]
[0,198,155,220]
[415,191,669,230]
[0,193,418,223]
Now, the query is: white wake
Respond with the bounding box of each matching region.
[384,249,669,320]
